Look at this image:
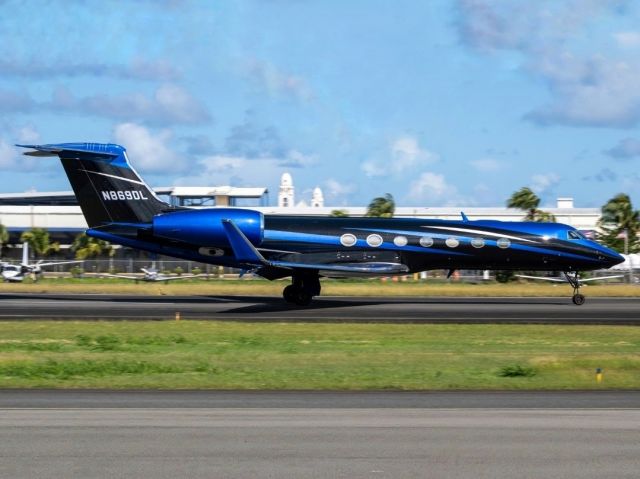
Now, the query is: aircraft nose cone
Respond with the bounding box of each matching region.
[603,250,625,268]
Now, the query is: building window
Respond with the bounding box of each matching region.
[419,236,434,247]
[340,233,357,247]
[366,234,383,247]
[393,236,408,247]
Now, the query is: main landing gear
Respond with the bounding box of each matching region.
[565,272,586,306]
[283,272,321,306]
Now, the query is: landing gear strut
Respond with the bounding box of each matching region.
[565,272,586,306]
[283,272,321,306]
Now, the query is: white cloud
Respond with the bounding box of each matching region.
[531,173,560,195]
[406,171,466,205]
[174,155,286,189]
[614,31,640,48]
[50,84,210,126]
[324,178,356,204]
[526,54,640,127]
[391,136,438,174]
[457,0,640,128]
[0,125,41,171]
[0,140,15,169]
[362,136,438,178]
[245,58,314,102]
[16,125,40,144]
[278,149,316,168]
[361,161,386,178]
[113,123,184,173]
[469,158,501,171]
[200,155,246,173]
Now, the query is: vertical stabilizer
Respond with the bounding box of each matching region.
[16,143,172,227]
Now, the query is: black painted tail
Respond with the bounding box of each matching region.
[17,143,171,228]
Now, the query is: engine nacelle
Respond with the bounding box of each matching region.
[152,208,263,247]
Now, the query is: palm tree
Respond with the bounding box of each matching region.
[0,223,8,257]
[71,233,114,260]
[507,187,556,222]
[366,193,395,218]
[20,228,59,258]
[329,209,349,218]
[598,193,640,253]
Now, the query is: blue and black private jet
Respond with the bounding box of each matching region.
[18,143,624,305]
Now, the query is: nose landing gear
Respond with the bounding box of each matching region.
[283,272,321,306]
[565,272,586,305]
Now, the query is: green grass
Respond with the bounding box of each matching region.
[0,321,638,390]
[1,277,639,297]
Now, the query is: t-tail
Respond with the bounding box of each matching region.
[16,143,172,227]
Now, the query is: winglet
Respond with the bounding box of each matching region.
[221,219,266,264]
[460,211,469,222]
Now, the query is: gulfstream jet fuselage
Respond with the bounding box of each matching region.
[17,143,624,305]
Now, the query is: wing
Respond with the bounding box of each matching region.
[100,273,140,280]
[31,260,83,268]
[516,274,625,285]
[151,275,200,281]
[222,219,408,276]
[515,275,567,283]
[578,275,625,282]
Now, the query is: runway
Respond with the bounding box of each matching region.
[1,391,639,479]
[0,293,638,323]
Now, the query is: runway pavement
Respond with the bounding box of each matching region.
[0,293,638,323]
[1,391,639,478]
[1,389,639,408]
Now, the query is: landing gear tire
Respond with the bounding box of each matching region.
[283,285,297,303]
[565,272,586,306]
[283,272,320,306]
[572,293,586,306]
[294,290,312,306]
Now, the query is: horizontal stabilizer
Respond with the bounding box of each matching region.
[16,143,120,158]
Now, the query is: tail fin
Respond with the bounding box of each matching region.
[17,143,171,227]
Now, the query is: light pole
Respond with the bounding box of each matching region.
[623,228,631,284]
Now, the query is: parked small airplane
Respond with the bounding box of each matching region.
[1,242,81,282]
[17,142,625,305]
[100,265,200,282]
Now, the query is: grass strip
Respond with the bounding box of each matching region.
[0,321,638,390]
[1,278,638,297]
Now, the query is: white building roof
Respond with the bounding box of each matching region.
[163,186,267,197]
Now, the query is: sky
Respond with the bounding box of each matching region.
[0,0,639,209]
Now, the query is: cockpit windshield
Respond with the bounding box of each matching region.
[567,230,587,240]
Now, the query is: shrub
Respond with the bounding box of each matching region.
[495,270,515,283]
[70,266,84,278]
[498,365,536,377]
